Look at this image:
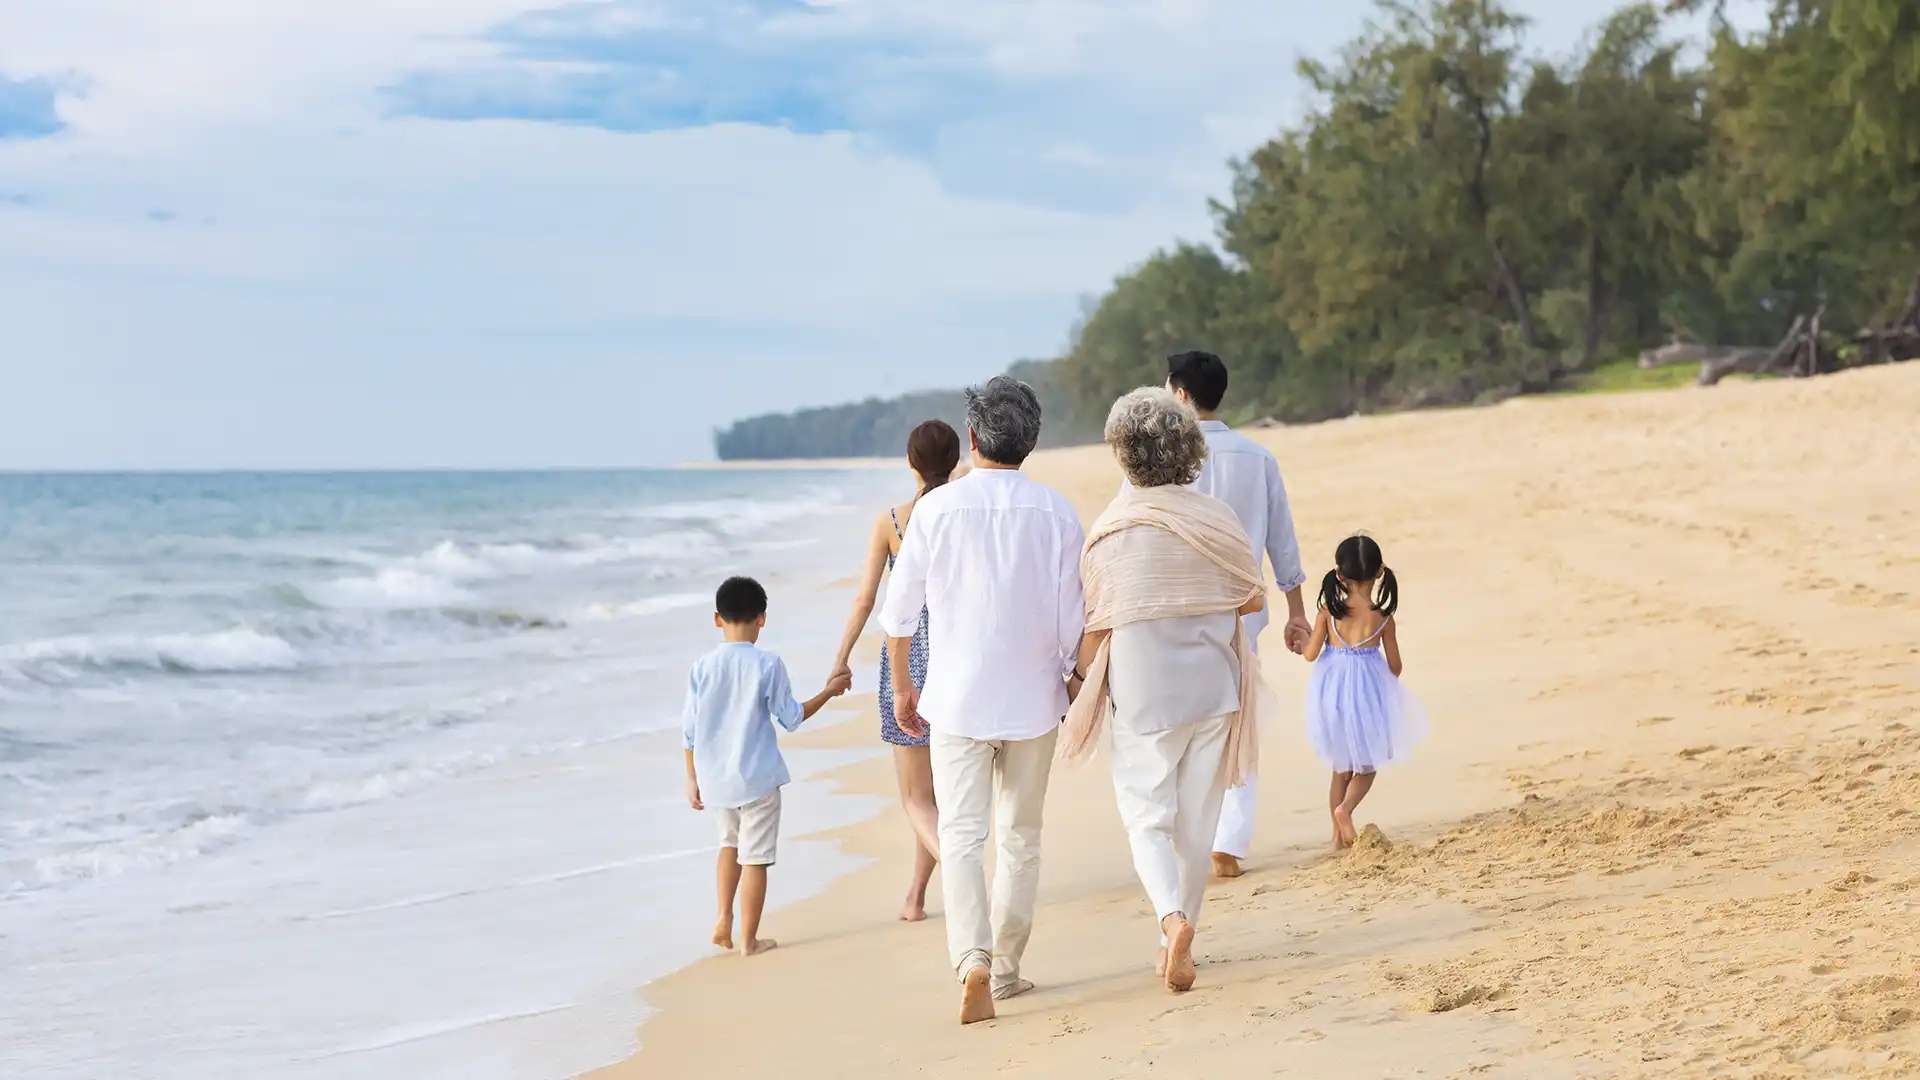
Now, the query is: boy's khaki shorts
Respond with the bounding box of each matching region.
[716,789,782,866]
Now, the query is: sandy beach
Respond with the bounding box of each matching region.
[590,364,1920,1080]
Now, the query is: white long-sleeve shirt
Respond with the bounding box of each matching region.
[878,467,1086,742]
[1121,420,1306,643]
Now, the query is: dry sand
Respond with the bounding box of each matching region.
[590,365,1920,1080]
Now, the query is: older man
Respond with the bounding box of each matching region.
[879,375,1085,1025]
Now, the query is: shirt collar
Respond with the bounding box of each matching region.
[1198,420,1230,432]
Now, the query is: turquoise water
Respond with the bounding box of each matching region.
[0,468,896,1078]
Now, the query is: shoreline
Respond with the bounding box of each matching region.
[593,365,1920,1079]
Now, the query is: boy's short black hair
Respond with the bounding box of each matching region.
[715,576,769,624]
[1166,350,1230,412]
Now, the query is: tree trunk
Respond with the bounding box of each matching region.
[1582,233,1605,368]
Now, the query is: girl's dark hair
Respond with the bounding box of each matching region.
[1319,534,1399,621]
[907,419,962,493]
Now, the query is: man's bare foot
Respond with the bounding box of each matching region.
[739,937,778,957]
[1333,807,1357,848]
[1154,947,1167,978]
[959,965,996,1025]
[1163,916,1197,993]
[1211,852,1243,879]
[711,921,734,950]
[991,978,1035,1001]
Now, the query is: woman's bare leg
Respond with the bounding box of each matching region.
[894,745,940,921]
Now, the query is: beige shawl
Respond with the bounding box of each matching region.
[1059,483,1271,787]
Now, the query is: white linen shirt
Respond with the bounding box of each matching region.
[1121,420,1306,642]
[878,467,1086,742]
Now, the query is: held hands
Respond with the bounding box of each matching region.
[1283,614,1312,656]
[823,670,853,698]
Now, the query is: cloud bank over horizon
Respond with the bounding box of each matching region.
[0,0,1752,468]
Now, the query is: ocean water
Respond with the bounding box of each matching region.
[0,469,900,1079]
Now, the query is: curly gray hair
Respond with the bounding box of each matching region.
[1105,387,1207,488]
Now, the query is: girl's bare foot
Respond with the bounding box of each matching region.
[1210,852,1243,879]
[712,920,734,950]
[1333,807,1358,848]
[1163,916,1197,993]
[740,937,778,957]
[959,965,996,1025]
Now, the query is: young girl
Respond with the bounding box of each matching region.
[1303,534,1427,849]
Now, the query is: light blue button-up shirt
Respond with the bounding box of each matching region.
[681,642,806,809]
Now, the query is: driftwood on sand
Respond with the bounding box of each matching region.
[1659,273,1920,388]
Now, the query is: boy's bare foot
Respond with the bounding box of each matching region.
[959,965,996,1025]
[1211,852,1243,879]
[712,921,734,950]
[991,978,1035,1001]
[1333,807,1357,848]
[1164,916,1197,993]
[740,938,778,957]
[900,894,928,922]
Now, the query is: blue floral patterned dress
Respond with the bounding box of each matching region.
[878,508,931,748]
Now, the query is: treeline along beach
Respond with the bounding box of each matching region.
[715,0,1919,461]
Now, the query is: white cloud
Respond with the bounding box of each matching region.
[0,0,1761,467]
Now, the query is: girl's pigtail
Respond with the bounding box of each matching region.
[1319,569,1349,620]
[1374,567,1399,620]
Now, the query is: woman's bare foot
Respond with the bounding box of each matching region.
[1163,916,1197,993]
[1210,852,1244,879]
[712,920,734,950]
[1333,806,1357,849]
[959,965,996,1025]
[900,890,928,922]
[739,937,778,957]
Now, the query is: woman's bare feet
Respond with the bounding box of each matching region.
[1210,852,1244,879]
[712,920,734,950]
[959,965,996,1025]
[739,937,778,957]
[1163,915,1197,993]
[1332,806,1357,849]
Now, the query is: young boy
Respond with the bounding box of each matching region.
[683,575,850,956]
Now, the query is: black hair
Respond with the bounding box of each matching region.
[1166,351,1229,413]
[1318,534,1399,621]
[715,576,769,624]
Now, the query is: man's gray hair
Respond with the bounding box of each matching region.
[964,375,1044,466]
[1105,386,1207,488]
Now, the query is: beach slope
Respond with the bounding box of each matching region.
[591,364,1920,1079]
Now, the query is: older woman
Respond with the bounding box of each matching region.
[1061,387,1267,994]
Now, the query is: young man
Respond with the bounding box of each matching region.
[1164,351,1310,878]
[683,576,851,956]
[879,375,1086,1025]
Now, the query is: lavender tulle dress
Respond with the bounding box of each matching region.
[1305,616,1428,774]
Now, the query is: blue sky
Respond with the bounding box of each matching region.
[0,0,1758,468]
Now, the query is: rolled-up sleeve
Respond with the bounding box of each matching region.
[1055,511,1087,676]
[764,656,806,733]
[878,508,931,638]
[1266,458,1306,591]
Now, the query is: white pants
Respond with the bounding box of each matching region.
[930,726,1057,989]
[1212,634,1260,858]
[1111,714,1231,944]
